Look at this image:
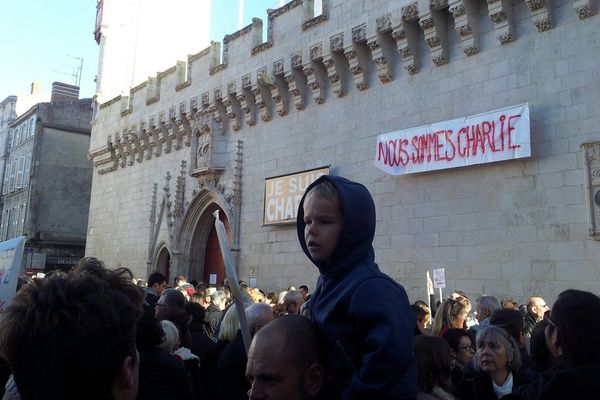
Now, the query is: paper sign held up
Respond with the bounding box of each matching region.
[433,268,446,289]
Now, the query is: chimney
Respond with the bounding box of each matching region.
[30,81,40,95]
[51,82,80,102]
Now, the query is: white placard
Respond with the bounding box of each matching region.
[248,277,257,288]
[433,268,446,289]
[375,103,530,175]
[0,237,26,314]
[209,273,217,285]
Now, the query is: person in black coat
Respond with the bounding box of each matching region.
[185,302,216,363]
[512,290,600,400]
[136,313,194,400]
[216,303,274,399]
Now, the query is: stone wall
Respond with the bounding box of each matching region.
[88,0,600,303]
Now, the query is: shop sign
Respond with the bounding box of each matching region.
[263,167,329,226]
[375,103,531,175]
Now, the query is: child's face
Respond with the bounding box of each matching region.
[303,192,344,262]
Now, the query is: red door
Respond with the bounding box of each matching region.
[203,211,228,287]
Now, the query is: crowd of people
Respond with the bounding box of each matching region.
[0,175,599,400]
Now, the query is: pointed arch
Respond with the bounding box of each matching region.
[175,188,231,281]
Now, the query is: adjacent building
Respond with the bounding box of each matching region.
[87,0,600,303]
[0,83,93,271]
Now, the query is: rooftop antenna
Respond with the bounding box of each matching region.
[53,55,83,87]
[66,55,84,87]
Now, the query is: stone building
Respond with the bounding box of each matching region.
[0,84,93,271]
[0,83,49,197]
[87,0,599,303]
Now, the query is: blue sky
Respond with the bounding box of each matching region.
[0,0,281,100]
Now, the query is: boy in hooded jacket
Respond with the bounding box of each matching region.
[297,175,417,400]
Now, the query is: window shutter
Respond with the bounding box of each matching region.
[15,157,24,189]
[8,160,16,192]
[2,164,9,195]
[23,157,31,186]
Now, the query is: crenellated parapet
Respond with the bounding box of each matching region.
[89,0,598,174]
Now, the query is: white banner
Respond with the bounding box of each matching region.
[375,103,531,175]
[0,237,26,314]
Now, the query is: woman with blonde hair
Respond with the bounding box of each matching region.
[432,297,471,337]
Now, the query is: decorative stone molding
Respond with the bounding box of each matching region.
[323,54,344,97]
[222,90,241,132]
[91,0,598,178]
[582,142,600,239]
[487,0,514,44]
[352,24,367,43]
[376,13,392,33]
[310,43,323,61]
[450,0,479,56]
[330,33,344,53]
[285,69,307,110]
[260,69,287,117]
[573,0,596,19]
[401,2,419,20]
[419,9,448,67]
[303,65,324,104]
[526,0,553,31]
[273,59,285,76]
[431,0,449,10]
[344,46,367,91]
[252,69,272,122]
[367,37,392,83]
[291,51,303,69]
[237,90,256,127]
[392,23,418,75]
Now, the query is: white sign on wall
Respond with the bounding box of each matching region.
[263,167,329,226]
[375,103,531,175]
[0,237,26,314]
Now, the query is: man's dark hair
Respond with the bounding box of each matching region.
[0,258,144,399]
[489,308,524,344]
[147,271,167,287]
[442,328,471,353]
[299,285,309,292]
[185,302,206,323]
[161,288,186,311]
[551,289,600,365]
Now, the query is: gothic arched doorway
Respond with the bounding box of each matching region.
[177,188,231,285]
[202,210,229,286]
[156,245,171,283]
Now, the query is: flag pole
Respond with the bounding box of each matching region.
[213,210,252,353]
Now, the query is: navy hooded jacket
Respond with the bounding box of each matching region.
[297,175,417,400]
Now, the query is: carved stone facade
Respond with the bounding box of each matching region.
[87,0,600,302]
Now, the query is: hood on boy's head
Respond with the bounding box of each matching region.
[296,175,376,275]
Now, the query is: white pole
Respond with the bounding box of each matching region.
[439,287,443,303]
